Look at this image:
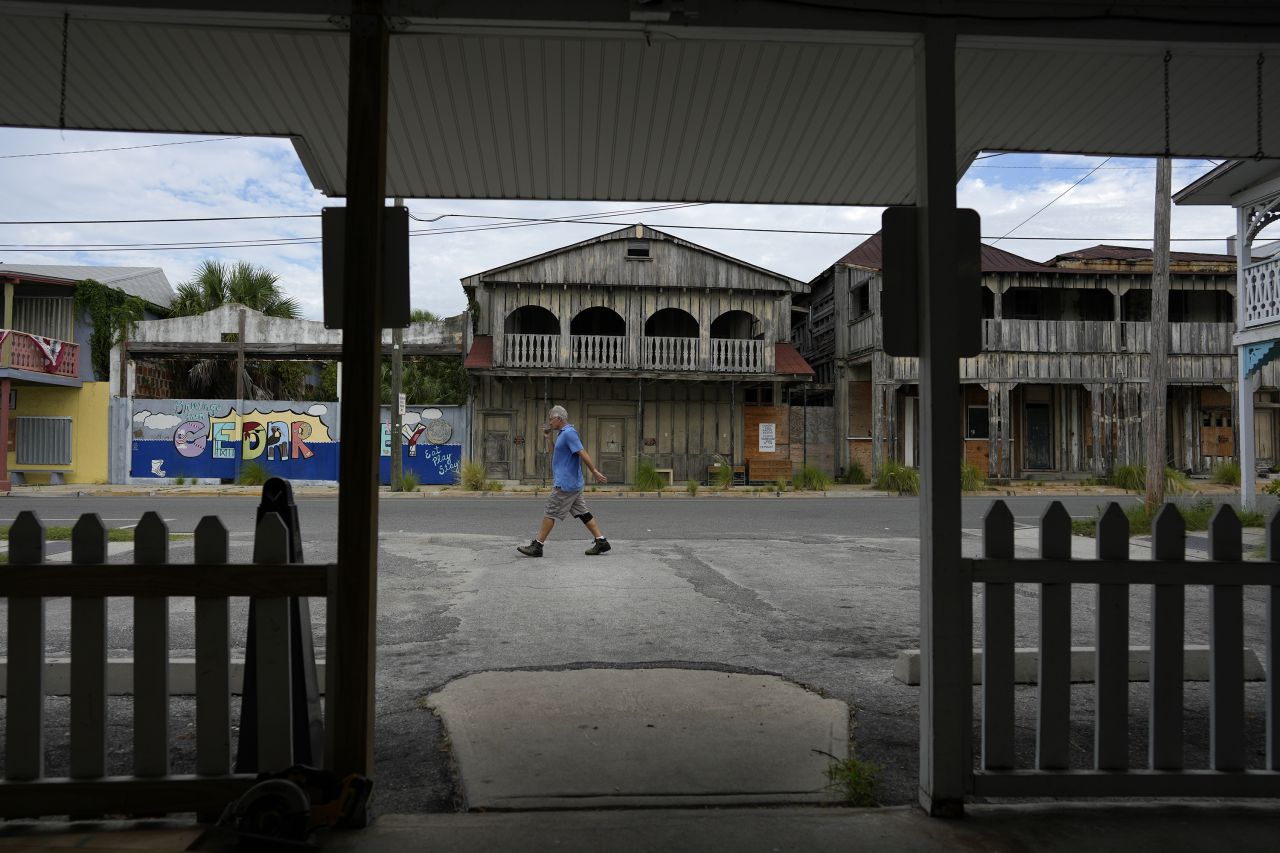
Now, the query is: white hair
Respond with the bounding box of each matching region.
[548,405,569,421]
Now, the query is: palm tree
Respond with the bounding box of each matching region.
[171,260,305,399]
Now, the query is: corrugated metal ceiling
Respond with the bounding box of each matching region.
[0,7,1277,204]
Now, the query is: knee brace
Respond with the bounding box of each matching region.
[576,512,594,525]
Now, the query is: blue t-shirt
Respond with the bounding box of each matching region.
[552,423,585,491]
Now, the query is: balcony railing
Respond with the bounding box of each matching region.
[1,329,80,379]
[501,333,768,373]
[572,334,626,368]
[504,333,560,368]
[644,336,699,371]
[1244,256,1280,329]
[711,337,764,372]
[981,319,1233,356]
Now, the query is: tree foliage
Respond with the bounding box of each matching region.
[74,279,147,381]
[168,260,306,399]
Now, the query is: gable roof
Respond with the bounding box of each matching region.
[835,233,1052,274]
[1047,245,1239,265]
[462,224,806,294]
[0,264,175,309]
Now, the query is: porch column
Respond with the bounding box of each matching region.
[1236,207,1257,509]
[329,3,389,782]
[0,279,13,492]
[915,22,968,816]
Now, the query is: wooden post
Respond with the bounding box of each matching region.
[1237,206,1257,509]
[391,327,403,491]
[1145,156,1171,510]
[235,308,246,407]
[328,4,389,784]
[915,21,968,817]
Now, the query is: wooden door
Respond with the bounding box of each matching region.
[1256,409,1276,467]
[598,417,626,483]
[1024,402,1053,470]
[482,413,511,479]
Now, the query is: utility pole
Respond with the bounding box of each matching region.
[390,196,405,492]
[391,326,403,491]
[1145,156,1172,511]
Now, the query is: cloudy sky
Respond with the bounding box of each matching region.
[0,127,1245,321]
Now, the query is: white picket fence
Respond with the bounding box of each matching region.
[969,500,1280,798]
[0,510,330,818]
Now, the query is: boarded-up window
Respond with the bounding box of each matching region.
[16,416,72,465]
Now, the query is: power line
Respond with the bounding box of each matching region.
[990,158,1112,245]
[0,136,248,159]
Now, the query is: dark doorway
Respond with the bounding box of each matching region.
[1024,403,1053,470]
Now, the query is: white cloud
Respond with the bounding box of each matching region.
[402,412,422,426]
[0,130,1243,325]
[133,410,151,422]
[307,404,328,416]
[143,413,183,430]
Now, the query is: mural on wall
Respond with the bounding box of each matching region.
[131,400,462,484]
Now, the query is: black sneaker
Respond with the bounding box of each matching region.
[517,540,543,557]
[585,538,611,555]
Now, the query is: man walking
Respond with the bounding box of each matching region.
[517,405,611,557]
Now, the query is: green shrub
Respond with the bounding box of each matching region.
[633,458,666,491]
[873,459,920,496]
[174,475,186,486]
[686,479,699,496]
[710,455,734,490]
[795,464,832,491]
[398,471,419,492]
[485,478,503,491]
[960,462,985,493]
[1211,461,1241,486]
[1108,463,1189,495]
[774,478,789,493]
[238,461,269,486]
[845,461,868,485]
[460,460,488,491]
[1264,478,1280,496]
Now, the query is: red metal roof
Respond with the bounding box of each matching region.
[837,233,1051,274]
[1048,244,1239,264]
[464,335,493,369]
[775,342,815,377]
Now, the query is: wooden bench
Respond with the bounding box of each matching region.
[9,469,70,485]
[748,459,793,485]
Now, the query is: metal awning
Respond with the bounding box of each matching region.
[2,2,1279,203]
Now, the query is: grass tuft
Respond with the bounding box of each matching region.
[686,478,699,496]
[845,461,869,485]
[237,460,269,486]
[632,458,667,491]
[873,459,920,496]
[822,752,881,806]
[1211,461,1241,486]
[960,462,986,493]
[795,464,832,491]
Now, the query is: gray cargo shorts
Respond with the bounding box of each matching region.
[544,487,589,520]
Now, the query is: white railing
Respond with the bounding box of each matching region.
[0,510,330,819]
[711,338,764,372]
[504,333,561,368]
[571,334,627,369]
[644,336,699,371]
[965,500,1280,800]
[1244,257,1280,329]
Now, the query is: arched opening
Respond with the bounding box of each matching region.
[643,308,699,370]
[571,306,626,367]
[571,306,626,336]
[504,305,560,335]
[710,309,760,339]
[644,307,699,338]
[710,310,764,372]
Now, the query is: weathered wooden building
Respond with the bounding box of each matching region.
[462,225,815,485]
[793,236,1266,480]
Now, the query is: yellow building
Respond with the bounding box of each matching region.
[0,265,173,488]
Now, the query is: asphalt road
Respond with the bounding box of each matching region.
[0,491,1199,541]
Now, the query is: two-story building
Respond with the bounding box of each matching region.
[794,237,1248,481]
[0,264,174,489]
[462,225,814,486]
